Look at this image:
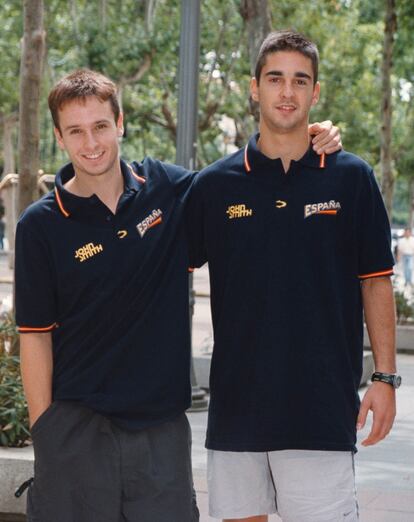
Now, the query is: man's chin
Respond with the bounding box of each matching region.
[269,116,308,134]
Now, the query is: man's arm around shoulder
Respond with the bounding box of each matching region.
[358,276,396,446]
[20,332,53,428]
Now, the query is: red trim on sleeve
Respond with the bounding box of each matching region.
[358,269,394,280]
[18,323,57,333]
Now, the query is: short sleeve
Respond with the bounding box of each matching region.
[161,162,197,203]
[15,218,57,333]
[185,172,207,268]
[357,168,394,280]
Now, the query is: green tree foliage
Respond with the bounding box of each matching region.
[0,1,22,116]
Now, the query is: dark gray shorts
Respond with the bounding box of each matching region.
[27,401,199,522]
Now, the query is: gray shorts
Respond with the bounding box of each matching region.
[208,449,359,521]
[27,401,199,522]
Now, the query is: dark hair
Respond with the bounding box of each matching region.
[48,69,120,131]
[255,30,319,84]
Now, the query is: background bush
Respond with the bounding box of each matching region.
[395,291,414,325]
[0,313,30,447]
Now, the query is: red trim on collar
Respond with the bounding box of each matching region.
[244,145,251,173]
[128,164,146,183]
[245,143,325,171]
[54,187,70,218]
[319,153,326,168]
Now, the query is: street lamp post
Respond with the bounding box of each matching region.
[176,0,208,411]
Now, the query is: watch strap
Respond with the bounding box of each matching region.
[371,372,401,388]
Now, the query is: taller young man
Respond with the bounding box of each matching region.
[14,69,339,521]
[187,31,399,522]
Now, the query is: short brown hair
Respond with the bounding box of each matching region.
[48,69,120,131]
[255,30,319,84]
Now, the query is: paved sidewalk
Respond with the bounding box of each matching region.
[190,266,414,522]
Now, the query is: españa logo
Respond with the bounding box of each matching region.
[304,200,341,218]
[137,209,163,237]
[226,204,253,219]
[75,242,103,262]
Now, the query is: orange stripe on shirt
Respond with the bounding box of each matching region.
[147,216,162,229]
[128,164,146,183]
[317,210,337,216]
[54,188,70,218]
[358,269,394,280]
[18,323,57,333]
[319,153,326,168]
[244,146,251,173]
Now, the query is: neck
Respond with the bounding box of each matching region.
[64,161,123,214]
[257,124,310,172]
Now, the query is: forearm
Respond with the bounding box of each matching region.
[20,332,53,427]
[361,276,396,373]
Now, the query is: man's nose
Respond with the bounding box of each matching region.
[83,130,99,149]
[281,81,294,98]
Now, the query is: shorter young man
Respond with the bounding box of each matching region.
[15,69,198,522]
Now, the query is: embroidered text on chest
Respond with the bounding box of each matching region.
[226,204,253,219]
[137,209,163,237]
[75,243,104,262]
[304,200,341,218]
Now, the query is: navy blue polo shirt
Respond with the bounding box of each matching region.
[15,158,195,430]
[187,134,394,452]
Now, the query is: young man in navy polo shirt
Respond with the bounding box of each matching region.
[187,31,398,522]
[15,69,199,522]
[15,68,340,521]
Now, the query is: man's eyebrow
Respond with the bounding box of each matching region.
[265,70,283,77]
[295,71,312,80]
[265,70,312,80]
[63,119,111,131]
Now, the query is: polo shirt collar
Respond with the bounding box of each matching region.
[244,133,326,174]
[54,159,144,218]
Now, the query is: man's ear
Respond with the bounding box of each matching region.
[117,112,124,137]
[250,77,259,103]
[53,127,65,151]
[311,81,320,107]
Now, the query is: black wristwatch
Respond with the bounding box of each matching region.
[371,372,402,389]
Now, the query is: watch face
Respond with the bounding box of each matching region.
[394,375,402,388]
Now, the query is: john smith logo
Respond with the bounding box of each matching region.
[304,200,341,218]
[137,209,163,237]
[226,204,253,219]
[75,242,103,262]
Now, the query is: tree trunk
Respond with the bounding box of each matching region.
[2,114,18,175]
[240,0,272,75]
[380,0,397,219]
[145,0,157,34]
[18,0,45,215]
[239,0,271,121]
[99,0,107,31]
